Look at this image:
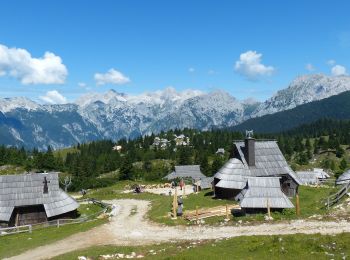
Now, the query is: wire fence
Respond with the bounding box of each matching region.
[0,198,110,236]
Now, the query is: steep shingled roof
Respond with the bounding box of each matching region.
[164,165,206,180]
[235,177,294,209]
[214,158,247,190]
[296,171,319,185]
[214,140,301,190]
[234,140,301,184]
[0,172,79,222]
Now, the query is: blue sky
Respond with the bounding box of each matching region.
[0,0,349,103]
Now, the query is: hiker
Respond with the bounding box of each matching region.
[171,180,175,189]
[134,185,141,193]
[81,189,87,196]
[179,179,184,191]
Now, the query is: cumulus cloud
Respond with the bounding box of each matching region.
[94,68,130,86]
[234,50,274,80]
[39,90,68,104]
[331,64,347,76]
[0,44,67,84]
[305,63,315,72]
[188,67,195,73]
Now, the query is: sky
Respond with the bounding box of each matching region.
[0,0,349,103]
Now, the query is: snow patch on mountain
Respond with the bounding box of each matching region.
[0,97,40,112]
[9,127,23,142]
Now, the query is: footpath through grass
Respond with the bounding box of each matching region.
[0,203,107,259]
[87,180,339,225]
[55,232,350,260]
[0,218,107,259]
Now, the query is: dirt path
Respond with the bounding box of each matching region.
[8,199,350,260]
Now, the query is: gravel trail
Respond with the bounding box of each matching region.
[7,199,350,260]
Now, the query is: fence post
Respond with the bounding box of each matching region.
[296,193,300,216]
[225,204,229,221]
[327,197,330,210]
[267,198,271,219]
[57,219,60,228]
[29,225,32,233]
[196,206,199,224]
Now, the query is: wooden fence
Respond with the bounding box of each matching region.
[0,198,110,236]
[325,182,350,209]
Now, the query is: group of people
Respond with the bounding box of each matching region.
[170,179,185,190]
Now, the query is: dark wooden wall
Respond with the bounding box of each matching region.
[9,205,47,226]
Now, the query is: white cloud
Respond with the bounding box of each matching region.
[331,64,347,76]
[39,90,68,104]
[78,82,87,88]
[327,59,336,66]
[305,63,315,72]
[0,44,67,84]
[208,69,216,75]
[234,50,274,80]
[94,68,130,86]
[188,67,195,73]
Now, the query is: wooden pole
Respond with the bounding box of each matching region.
[172,188,177,219]
[296,193,300,216]
[196,183,199,194]
[183,184,186,197]
[267,198,271,219]
[196,206,199,224]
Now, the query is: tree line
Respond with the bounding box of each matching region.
[1,118,350,190]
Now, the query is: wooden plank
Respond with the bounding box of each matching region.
[184,205,240,221]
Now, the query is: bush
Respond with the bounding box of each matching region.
[69,177,116,191]
[282,208,295,216]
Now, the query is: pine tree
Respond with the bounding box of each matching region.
[211,156,223,176]
[340,158,348,170]
[119,157,133,180]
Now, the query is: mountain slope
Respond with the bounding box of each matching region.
[233,90,350,133]
[251,74,350,117]
[1,74,350,149]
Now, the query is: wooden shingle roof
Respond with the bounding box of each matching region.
[164,165,206,180]
[0,172,79,222]
[214,140,301,190]
[235,177,294,209]
[296,171,319,185]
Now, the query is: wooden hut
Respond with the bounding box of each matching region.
[0,172,79,227]
[214,136,301,199]
[296,171,319,185]
[235,177,294,214]
[165,165,206,181]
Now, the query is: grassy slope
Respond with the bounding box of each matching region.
[87,181,338,224]
[0,182,341,258]
[53,146,79,160]
[0,204,107,259]
[0,219,107,259]
[0,165,25,175]
[55,232,350,260]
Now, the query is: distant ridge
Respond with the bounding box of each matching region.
[232,90,350,133]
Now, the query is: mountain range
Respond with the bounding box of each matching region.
[1,74,350,149]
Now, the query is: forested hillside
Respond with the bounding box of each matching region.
[233,91,350,133]
[1,119,350,191]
